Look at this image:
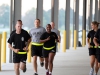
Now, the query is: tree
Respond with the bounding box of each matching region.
[0,4,10,27]
[22,7,36,30]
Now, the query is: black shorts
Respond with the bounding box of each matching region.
[88,48,96,56]
[96,54,100,63]
[13,53,27,63]
[31,45,43,57]
[43,47,56,58]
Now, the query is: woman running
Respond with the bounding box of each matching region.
[87,21,99,75]
[40,24,59,75]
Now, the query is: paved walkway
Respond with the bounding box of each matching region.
[0,47,100,75]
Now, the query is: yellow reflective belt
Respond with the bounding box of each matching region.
[43,46,55,50]
[98,46,100,48]
[90,46,100,48]
[31,42,43,46]
[90,46,93,48]
[18,52,27,54]
[94,46,97,48]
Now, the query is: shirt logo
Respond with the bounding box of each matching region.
[21,37,24,41]
[51,50,55,52]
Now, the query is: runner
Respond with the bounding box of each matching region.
[50,22,61,51]
[87,21,99,75]
[40,24,59,75]
[8,21,31,75]
[29,19,46,75]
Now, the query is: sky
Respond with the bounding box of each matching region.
[0,0,95,16]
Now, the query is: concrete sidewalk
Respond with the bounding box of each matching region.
[0,47,100,75]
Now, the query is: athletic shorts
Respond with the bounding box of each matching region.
[31,45,43,57]
[88,48,96,56]
[13,53,27,63]
[43,47,56,58]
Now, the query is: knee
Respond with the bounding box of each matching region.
[20,65,24,70]
[91,60,95,64]
[49,60,53,64]
[14,65,19,70]
[45,61,48,64]
[33,57,37,63]
[98,63,100,68]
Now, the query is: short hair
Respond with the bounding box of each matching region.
[46,24,51,27]
[17,20,22,23]
[35,19,40,23]
[91,21,100,27]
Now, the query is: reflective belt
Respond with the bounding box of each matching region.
[90,46,94,48]
[43,46,55,50]
[31,42,43,46]
[90,46,100,48]
[18,52,27,54]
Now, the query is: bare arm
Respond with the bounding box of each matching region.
[58,35,61,43]
[26,38,31,48]
[8,43,15,51]
[40,39,48,43]
[87,38,90,45]
[40,36,50,43]
[87,38,91,48]
[93,37,99,46]
[58,31,61,43]
[8,43,19,53]
[23,38,31,51]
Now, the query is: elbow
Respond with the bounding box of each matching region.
[93,38,96,43]
[8,43,11,48]
[40,40,42,43]
[29,38,31,43]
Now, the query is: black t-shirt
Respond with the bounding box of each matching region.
[8,29,25,42]
[40,32,58,48]
[94,29,100,54]
[87,30,96,46]
[8,29,31,52]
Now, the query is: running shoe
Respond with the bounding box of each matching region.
[89,68,94,75]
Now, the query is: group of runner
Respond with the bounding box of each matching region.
[8,19,61,75]
[8,19,100,75]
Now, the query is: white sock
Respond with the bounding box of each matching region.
[46,69,49,72]
[35,72,38,74]
[91,68,94,70]
[49,72,52,74]
[94,73,97,75]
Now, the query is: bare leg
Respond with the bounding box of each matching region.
[14,63,20,75]
[95,58,99,74]
[20,62,26,70]
[90,55,95,68]
[48,53,55,74]
[45,57,49,70]
[33,56,37,73]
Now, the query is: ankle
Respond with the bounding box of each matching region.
[46,69,49,72]
[49,72,52,74]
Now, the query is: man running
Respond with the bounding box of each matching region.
[29,19,46,75]
[50,22,61,51]
[40,24,59,75]
[8,20,31,75]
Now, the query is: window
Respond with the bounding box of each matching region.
[0,0,10,63]
[43,0,51,27]
[58,0,66,32]
[21,0,37,30]
[0,0,10,36]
